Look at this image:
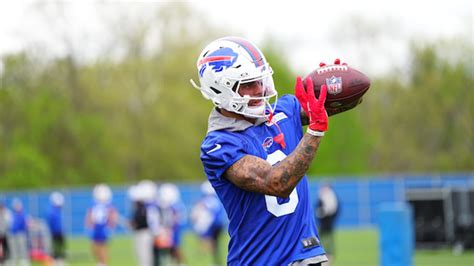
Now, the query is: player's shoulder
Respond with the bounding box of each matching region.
[202,130,241,146]
[280,94,297,100]
[275,94,300,116]
[201,130,245,156]
[277,93,299,107]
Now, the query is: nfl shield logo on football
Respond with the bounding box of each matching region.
[325,76,343,95]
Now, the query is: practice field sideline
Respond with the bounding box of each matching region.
[31,228,473,266]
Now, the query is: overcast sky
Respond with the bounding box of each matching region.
[0,0,472,76]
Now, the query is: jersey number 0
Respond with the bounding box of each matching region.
[264,150,299,217]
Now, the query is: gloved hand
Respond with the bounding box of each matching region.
[295,76,328,136]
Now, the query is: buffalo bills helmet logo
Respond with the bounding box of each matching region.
[199,47,238,77]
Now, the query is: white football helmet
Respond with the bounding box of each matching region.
[190,37,278,118]
[158,183,180,208]
[137,180,158,202]
[93,184,112,204]
[50,191,64,206]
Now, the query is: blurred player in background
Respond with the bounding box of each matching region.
[85,184,118,266]
[0,199,12,264]
[156,183,186,266]
[191,36,333,265]
[47,191,66,266]
[28,217,51,265]
[129,183,149,266]
[190,181,225,266]
[9,198,30,266]
[315,184,340,266]
[128,180,159,266]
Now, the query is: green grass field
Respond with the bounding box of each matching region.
[48,228,474,266]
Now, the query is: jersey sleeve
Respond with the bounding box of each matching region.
[279,94,303,128]
[200,132,248,182]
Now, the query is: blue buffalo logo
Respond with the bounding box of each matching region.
[199,48,238,77]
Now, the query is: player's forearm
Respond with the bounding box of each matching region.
[266,134,322,197]
[224,134,322,197]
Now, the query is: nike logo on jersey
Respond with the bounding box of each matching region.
[207,144,222,154]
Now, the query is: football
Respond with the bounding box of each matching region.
[305,64,370,109]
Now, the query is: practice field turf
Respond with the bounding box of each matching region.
[34,228,473,266]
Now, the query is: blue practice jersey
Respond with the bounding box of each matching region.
[201,95,326,265]
[202,195,225,236]
[192,194,225,238]
[89,203,114,242]
[161,202,186,247]
[47,205,63,235]
[11,210,27,234]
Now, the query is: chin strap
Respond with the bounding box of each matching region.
[267,111,286,149]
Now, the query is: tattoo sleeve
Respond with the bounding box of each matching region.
[224,134,322,198]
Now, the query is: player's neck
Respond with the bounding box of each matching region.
[218,108,257,124]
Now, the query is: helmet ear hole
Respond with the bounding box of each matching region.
[220,78,233,89]
[231,82,239,92]
[209,87,221,94]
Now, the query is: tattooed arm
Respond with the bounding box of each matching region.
[224,134,323,198]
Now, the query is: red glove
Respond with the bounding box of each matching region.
[295,76,328,136]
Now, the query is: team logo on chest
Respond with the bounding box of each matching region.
[262,137,273,151]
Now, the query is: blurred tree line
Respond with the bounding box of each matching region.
[0,3,472,189]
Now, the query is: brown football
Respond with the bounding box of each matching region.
[305,64,370,108]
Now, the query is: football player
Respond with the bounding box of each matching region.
[190,181,225,265]
[191,36,330,265]
[85,184,118,266]
[128,180,159,266]
[47,192,66,266]
[155,183,187,265]
[9,199,29,266]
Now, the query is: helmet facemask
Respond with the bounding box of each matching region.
[229,71,278,119]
